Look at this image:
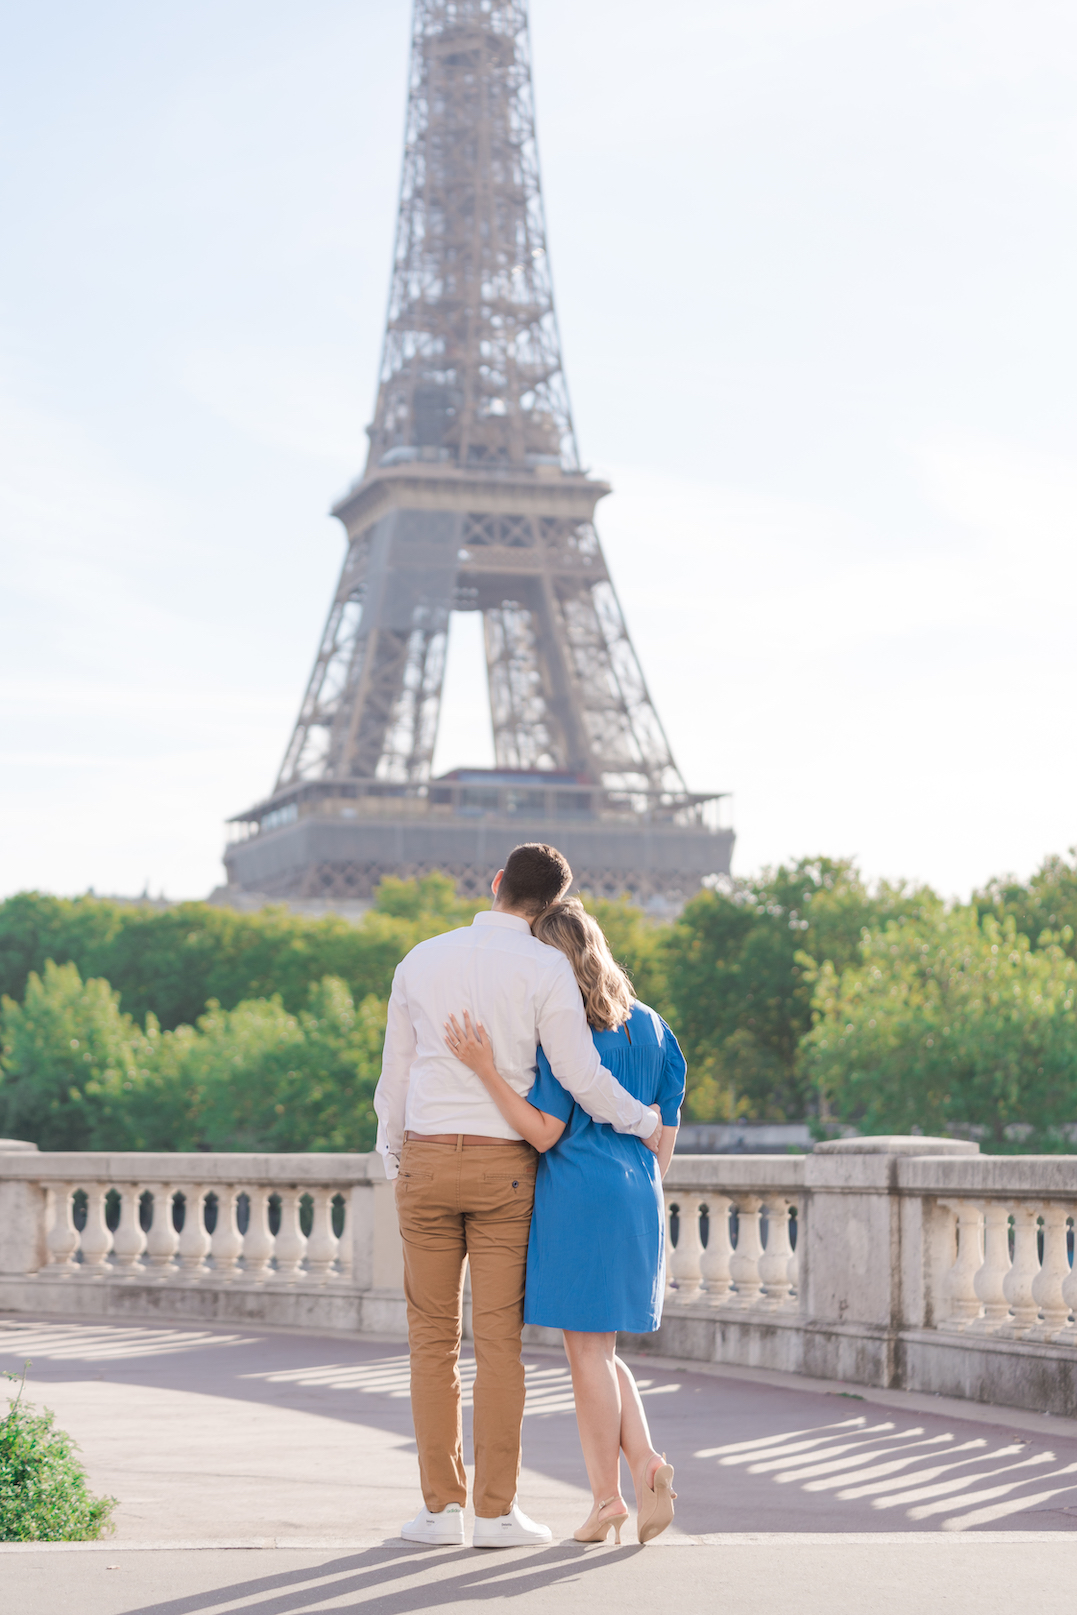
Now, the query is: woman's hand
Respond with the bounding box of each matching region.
[443,1010,566,1153]
[445,1011,498,1085]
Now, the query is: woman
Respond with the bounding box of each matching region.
[445,897,685,1546]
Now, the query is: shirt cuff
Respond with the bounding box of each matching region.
[630,1106,661,1140]
[382,1153,400,1181]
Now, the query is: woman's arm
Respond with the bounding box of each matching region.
[656,1125,678,1179]
[445,1012,566,1153]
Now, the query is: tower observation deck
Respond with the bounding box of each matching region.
[224,0,733,907]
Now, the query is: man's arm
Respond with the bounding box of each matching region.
[536,962,660,1142]
[373,966,416,1180]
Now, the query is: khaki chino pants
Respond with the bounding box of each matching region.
[395,1137,537,1518]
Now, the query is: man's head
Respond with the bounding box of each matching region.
[491,843,572,919]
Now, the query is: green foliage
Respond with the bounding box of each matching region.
[0,964,385,1153]
[802,907,1077,1145]
[661,859,931,1123]
[0,1369,116,1541]
[0,875,484,1032]
[163,978,386,1152]
[0,962,164,1151]
[5,860,1077,1151]
[975,849,1077,962]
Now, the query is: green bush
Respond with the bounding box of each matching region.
[0,1370,116,1541]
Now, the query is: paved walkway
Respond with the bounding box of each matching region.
[2,1316,1076,1613]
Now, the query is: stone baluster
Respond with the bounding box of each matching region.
[274,1188,308,1280]
[759,1196,795,1309]
[967,1200,1012,1334]
[729,1194,765,1307]
[940,1200,983,1329]
[210,1185,244,1281]
[668,1197,703,1303]
[79,1184,113,1274]
[144,1186,179,1275]
[305,1187,341,1281]
[699,1194,734,1304]
[111,1184,147,1275]
[177,1186,211,1278]
[1028,1203,1072,1340]
[1056,1215,1077,1343]
[1000,1203,1041,1336]
[662,1195,677,1301]
[334,1196,352,1284]
[44,1183,79,1273]
[241,1188,275,1280]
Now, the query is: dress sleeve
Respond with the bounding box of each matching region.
[527,1046,576,1122]
[657,1017,687,1127]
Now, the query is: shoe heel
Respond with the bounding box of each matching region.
[573,1501,629,1544]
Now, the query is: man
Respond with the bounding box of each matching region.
[375,842,662,1549]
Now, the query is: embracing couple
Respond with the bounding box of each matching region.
[374,841,685,1550]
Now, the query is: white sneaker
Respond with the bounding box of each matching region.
[472,1501,553,1548]
[400,1503,465,1545]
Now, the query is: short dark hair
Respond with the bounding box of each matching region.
[499,843,572,916]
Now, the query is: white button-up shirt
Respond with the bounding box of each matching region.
[374,910,660,1178]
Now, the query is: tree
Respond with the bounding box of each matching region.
[802,907,1077,1146]
[0,876,484,1032]
[976,849,1077,963]
[661,859,931,1123]
[166,978,385,1153]
[0,962,386,1153]
[0,962,163,1150]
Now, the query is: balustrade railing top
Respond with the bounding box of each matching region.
[0,1150,383,1185]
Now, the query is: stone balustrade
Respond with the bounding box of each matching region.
[661,1172,801,1311]
[4,1135,1077,1416]
[0,1149,406,1334]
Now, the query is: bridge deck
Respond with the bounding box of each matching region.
[2,1318,1075,1612]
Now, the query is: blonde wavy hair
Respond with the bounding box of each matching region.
[532,898,634,1031]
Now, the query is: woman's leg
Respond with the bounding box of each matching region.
[561,1330,626,1511]
[614,1356,664,1509]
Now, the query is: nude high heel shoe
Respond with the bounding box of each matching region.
[637,1456,676,1543]
[574,1496,630,1544]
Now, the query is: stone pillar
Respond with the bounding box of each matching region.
[347,1184,375,1292]
[0,1176,48,1276]
[802,1136,980,1384]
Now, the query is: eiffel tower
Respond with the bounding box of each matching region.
[224,0,733,907]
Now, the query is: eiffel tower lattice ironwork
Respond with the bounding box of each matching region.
[223,0,732,906]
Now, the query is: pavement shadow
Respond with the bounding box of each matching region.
[6,1319,1077,1534]
[113,1543,644,1615]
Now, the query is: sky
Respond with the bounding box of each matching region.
[2,0,1076,904]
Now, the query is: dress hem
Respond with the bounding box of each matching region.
[524,1317,661,1334]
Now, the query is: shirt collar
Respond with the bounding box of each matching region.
[472,910,533,936]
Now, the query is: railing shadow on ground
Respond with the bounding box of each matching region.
[4,1318,1077,1535]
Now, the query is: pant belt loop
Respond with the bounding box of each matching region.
[456,1134,464,1153]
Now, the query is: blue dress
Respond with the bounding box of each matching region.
[523,1001,686,1333]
